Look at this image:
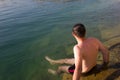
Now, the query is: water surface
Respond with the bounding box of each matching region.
[0,0,120,80]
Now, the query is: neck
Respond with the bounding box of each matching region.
[75,37,86,44]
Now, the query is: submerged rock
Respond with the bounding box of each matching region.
[62,37,120,80]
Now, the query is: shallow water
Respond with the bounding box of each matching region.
[0,0,120,80]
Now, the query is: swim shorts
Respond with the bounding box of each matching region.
[68,64,97,75]
[68,64,75,74]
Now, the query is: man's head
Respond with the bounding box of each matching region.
[72,23,86,38]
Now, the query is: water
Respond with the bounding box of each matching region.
[0,0,120,80]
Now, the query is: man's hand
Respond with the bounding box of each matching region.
[103,62,109,65]
[101,61,109,70]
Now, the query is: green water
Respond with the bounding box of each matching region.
[0,0,120,80]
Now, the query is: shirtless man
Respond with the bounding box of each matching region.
[45,23,109,80]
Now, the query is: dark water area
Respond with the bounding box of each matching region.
[0,0,120,80]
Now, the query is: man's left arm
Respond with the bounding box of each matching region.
[73,45,82,80]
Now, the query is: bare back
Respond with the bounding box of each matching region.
[77,37,102,73]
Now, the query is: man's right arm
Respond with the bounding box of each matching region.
[97,39,109,64]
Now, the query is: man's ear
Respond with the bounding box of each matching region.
[72,32,76,37]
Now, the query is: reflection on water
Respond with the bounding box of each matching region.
[34,0,80,2]
[0,0,120,80]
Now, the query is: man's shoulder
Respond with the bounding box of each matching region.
[87,37,102,45]
[74,45,80,49]
[87,37,100,42]
[73,45,83,56]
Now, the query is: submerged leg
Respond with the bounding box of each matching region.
[45,56,74,65]
[48,66,70,75]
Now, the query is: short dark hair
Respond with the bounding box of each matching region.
[72,23,86,38]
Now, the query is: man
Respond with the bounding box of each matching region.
[45,23,109,80]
